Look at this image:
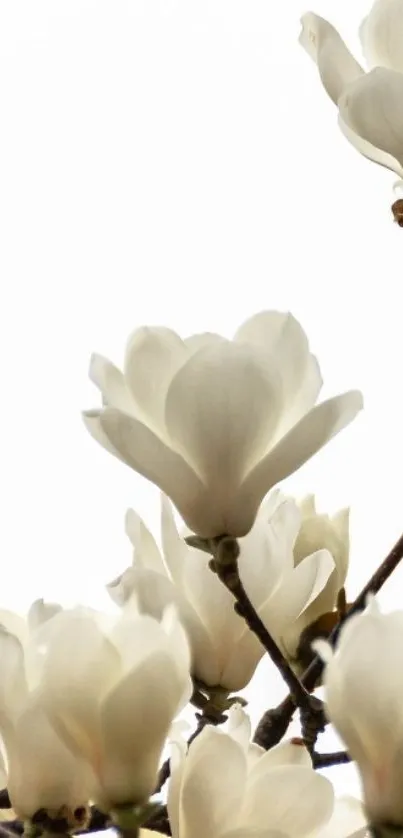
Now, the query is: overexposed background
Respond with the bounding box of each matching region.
[0,0,401,805]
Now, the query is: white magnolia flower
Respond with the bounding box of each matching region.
[316,600,403,827]
[238,491,337,665]
[0,600,92,821]
[300,1,403,178]
[107,495,264,691]
[84,311,362,538]
[292,495,350,627]
[40,602,192,811]
[108,491,337,686]
[166,704,336,838]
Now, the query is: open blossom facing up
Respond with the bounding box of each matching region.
[0,600,92,821]
[107,496,264,691]
[84,311,362,538]
[38,602,191,811]
[300,0,403,178]
[164,704,364,838]
[316,600,403,828]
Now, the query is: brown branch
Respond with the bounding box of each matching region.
[210,537,323,721]
[313,750,351,769]
[254,531,403,749]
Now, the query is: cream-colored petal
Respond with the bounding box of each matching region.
[241,766,334,837]
[124,326,188,435]
[83,409,129,462]
[167,738,187,838]
[220,627,264,692]
[299,13,364,104]
[95,409,221,537]
[338,112,403,177]
[235,312,321,436]
[236,392,363,538]
[0,629,27,733]
[180,728,247,838]
[27,600,62,632]
[338,69,403,173]
[41,611,121,765]
[360,0,403,72]
[317,796,366,838]
[99,652,184,807]
[8,694,93,820]
[89,354,137,414]
[165,341,283,493]
[160,494,189,585]
[125,508,165,575]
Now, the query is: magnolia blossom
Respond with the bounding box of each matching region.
[316,600,403,828]
[84,311,362,538]
[108,490,340,686]
[107,495,264,691]
[237,491,338,666]
[0,600,92,821]
[39,601,192,811]
[300,0,403,177]
[164,704,364,838]
[293,495,349,628]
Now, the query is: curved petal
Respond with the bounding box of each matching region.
[83,409,129,463]
[241,766,334,837]
[0,629,27,735]
[338,69,403,173]
[246,740,311,790]
[360,0,403,72]
[165,341,283,490]
[299,13,364,104]
[220,628,264,692]
[160,494,190,585]
[99,652,184,807]
[338,112,403,177]
[124,327,188,436]
[89,354,137,415]
[235,391,363,538]
[234,312,321,432]
[94,409,221,537]
[8,695,93,820]
[180,728,247,838]
[125,508,165,575]
[167,738,187,838]
[259,550,334,652]
[27,600,62,632]
[318,796,366,838]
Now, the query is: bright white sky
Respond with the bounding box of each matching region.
[0,0,401,805]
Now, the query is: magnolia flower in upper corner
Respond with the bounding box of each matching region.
[300,0,403,183]
[84,311,362,538]
[39,601,192,812]
[316,599,403,829]
[0,599,92,823]
[164,704,365,838]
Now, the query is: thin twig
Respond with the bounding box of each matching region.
[254,531,403,748]
[211,537,321,717]
[312,750,351,769]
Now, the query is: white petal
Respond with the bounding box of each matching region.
[83,409,128,462]
[96,408,221,536]
[227,706,252,751]
[259,550,334,653]
[8,694,93,819]
[235,312,322,436]
[317,796,366,838]
[167,739,187,838]
[125,508,165,575]
[338,112,403,177]
[99,652,184,807]
[124,326,187,435]
[27,600,62,632]
[220,628,264,692]
[299,13,364,104]
[338,69,403,174]
[89,354,137,414]
[41,610,121,765]
[165,341,283,494]
[180,729,247,838]
[0,628,27,734]
[236,391,363,537]
[242,766,334,836]
[360,0,403,72]
[160,494,189,585]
